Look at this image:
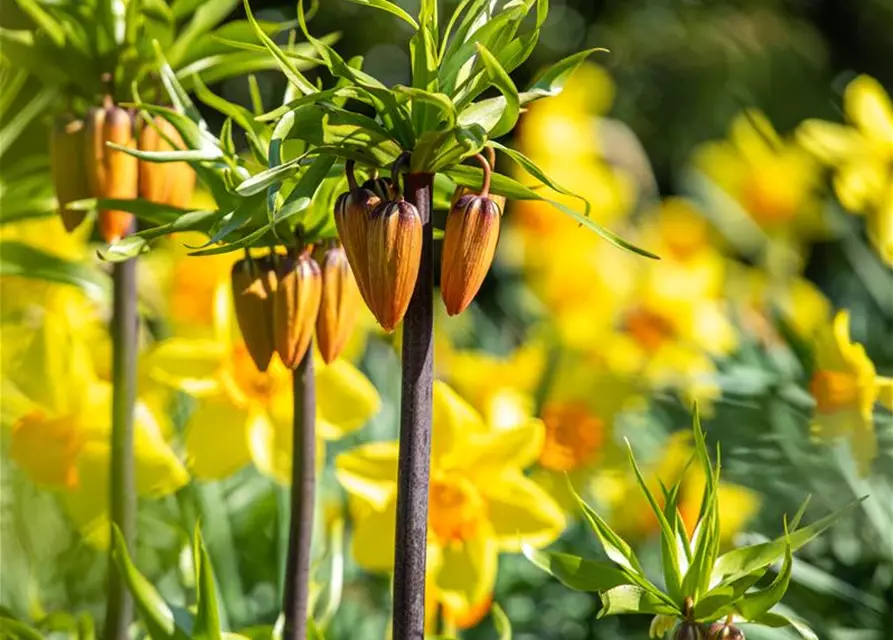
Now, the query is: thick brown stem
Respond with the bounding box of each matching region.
[283,346,316,640]
[104,255,137,640]
[391,172,434,640]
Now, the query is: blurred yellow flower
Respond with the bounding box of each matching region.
[808,310,887,474]
[2,315,186,547]
[693,110,823,260]
[145,287,380,484]
[336,382,565,621]
[593,431,759,543]
[798,75,893,265]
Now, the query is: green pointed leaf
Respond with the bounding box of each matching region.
[523,547,636,593]
[289,105,402,166]
[0,617,44,640]
[624,440,683,603]
[751,612,817,640]
[458,96,506,133]
[192,73,268,164]
[410,3,438,131]
[0,241,110,301]
[193,527,223,640]
[683,407,721,599]
[394,86,456,129]
[342,0,418,29]
[243,0,316,95]
[0,86,56,157]
[153,42,204,124]
[98,235,150,262]
[598,586,679,618]
[789,496,812,531]
[567,481,644,576]
[169,0,241,67]
[237,156,305,197]
[519,48,609,104]
[492,604,511,640]
[69,198,190,226]
[712,498,865,584]
[733,538,793,622]
[474,43,519,138]
[111,527,188,640]
[16,0,66,47]
[107,142,223,163]
[694,571,764,622]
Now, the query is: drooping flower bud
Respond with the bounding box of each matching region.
[50,116,91,232]
[315,241,360,364]
[674,621,708,640]
[334,161,381,315]
[440,152,502,316]
[706,622,744,640]
[138,115,174,204]
[368,198,422,331]
[85,97,138,243]
[274,248,322,369]
[232,255,277,372]
[362,175,394,201]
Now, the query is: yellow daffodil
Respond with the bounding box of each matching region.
[336,382,565,622]
[808,310,889,474]
[605,200,736,403]
[145,289,380,484]
[2,315,187,547]
[593,432,759,544]
[798,75,893,265]
[693,110,823,264]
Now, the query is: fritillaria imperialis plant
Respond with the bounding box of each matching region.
[82,0,655,637]
[526,409,859,640]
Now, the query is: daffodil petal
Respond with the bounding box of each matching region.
[484,472,566,551]
[335,441,399,510]
[65,440,111,548]
[796,120,864,164]
[185,397,253,480]
[248,408,296,485]
[877,377,893,410]
[433,381,487,467]
[435,527,498,617]
[316,359,381,439]
[145,338,225,396]
[349,495,397,572]
[9,410,83,488]
[845,75,893,145]
[461,418,544,478]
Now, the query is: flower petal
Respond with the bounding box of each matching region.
[484,472,566,551]
[461,418,544,479]
[248,409,298,485]
[435,527,498,617]
[316,359,381,439]
[796,120,864,164]
[433,381,487,467]
[184,398,252,480]
[348,495,397,572]
[845,75,893,144]
[335,441,399,510]
[145,338,225,396]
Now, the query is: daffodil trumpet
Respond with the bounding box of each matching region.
[441,152,502,316]
[392,151,435,640]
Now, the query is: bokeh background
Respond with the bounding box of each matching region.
[2,1,892,639]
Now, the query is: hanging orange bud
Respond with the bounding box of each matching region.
[138,115,175,204]
[368,197,422,331]
[85,97,138,243]
[316,241,360,364]
[362,175,393,201]
[449,147,506,211]
[165,158,196,209]
[50,117,91,232]
[274,248,322,369]
[441,153,502,316]
[232,255,277,372]
[334,160,381,315]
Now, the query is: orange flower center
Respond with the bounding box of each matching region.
[624,307,675,351]
[810,370,860,413]
[10,411,83,489]
[742,173,798,226]
[226,343,285,404]
[538,402,604,472]
[443,592,494,631]
[429,473,487,544]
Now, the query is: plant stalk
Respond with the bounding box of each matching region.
[283,345,316,640]
[392,171,435,640]
[105,256,138,640]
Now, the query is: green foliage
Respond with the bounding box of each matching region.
[527,410,860,638]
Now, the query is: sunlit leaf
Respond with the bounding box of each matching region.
[598,586,679,618]
[523,547,635,593]
[193,527,223,640]
[519,48,609,104]
[341,0,418,29]
[474,43,518,138]
[0,241,109,300]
